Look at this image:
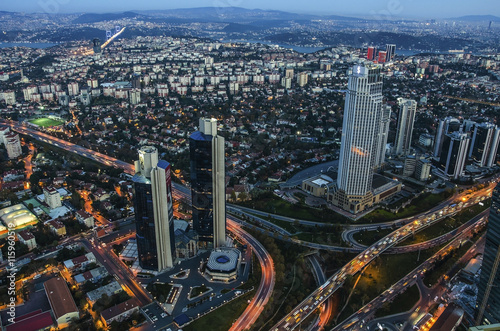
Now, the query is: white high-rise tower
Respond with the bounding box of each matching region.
[394,98,417,156]
[332,64,383,214]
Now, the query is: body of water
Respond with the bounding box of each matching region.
[0,42,57,49]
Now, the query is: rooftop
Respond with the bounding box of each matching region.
[101,298,139,322]
[206,248,241,273]
[44,277,78,320]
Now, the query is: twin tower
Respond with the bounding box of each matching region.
[132,118,226,272]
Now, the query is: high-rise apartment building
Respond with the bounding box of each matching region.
[394,98,417,156]
[5,132,22,159]
[378,51,387,63]
[367,46,376,60]
[297,72,308,87]
[374,105,391,168]
[190,118,226,248]
[469,123,500,168]
[132,146,176,271]
[476,183,500,325]
[385,44,396,61]
[438,132,470,179]
[433,117,462,157]
[331,64,383,214]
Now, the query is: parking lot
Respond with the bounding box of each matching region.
[141,301,172,329]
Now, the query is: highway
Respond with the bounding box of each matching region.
[1,120,135,173]
[335,217,487,331]
[270,182,496,331]
[308,255,333,331]
[227,218,275,331]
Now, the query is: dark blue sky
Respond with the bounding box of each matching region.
[4,0,499,19]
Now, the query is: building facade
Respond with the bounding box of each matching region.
[476,183,500,325]
[433,117,462,157]
[394,98,417,156]
[5,132,22,159]
[331,64,383,214]
[44,186,61,209]
[133,146,176,271]
[469,123,500,168]
[438,132,470,179]
[190,118,226,248]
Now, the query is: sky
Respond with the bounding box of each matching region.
[3,0,500,19]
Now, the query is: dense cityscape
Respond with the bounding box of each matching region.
[0,2,499,331]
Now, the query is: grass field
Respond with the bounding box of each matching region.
[29,117,64,127]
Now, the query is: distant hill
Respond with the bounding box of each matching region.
[136,7,317,21]
[73,11,142,24]
[452,15,500,22]
[72,7,376,25]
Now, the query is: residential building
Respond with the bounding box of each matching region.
[100,298,139,328]
[469,123,500,168]
[374,104,391,168]
[367,46,376,60]
[87,281,122,303]
[47,219,67,236]
[415,158,431,181]
[17,230,37,250]
[5,132,22,159]
[44,277,79,329]
[44,186,61,209]
[476,183,500,325]
[438,132,470,179]
[385,44,396,61]
[63,252,96,273]
[190,118,226,248]
[434,117,462,157]
[74,266,109,284]
[394,98,417,156]
[75,210,94,228]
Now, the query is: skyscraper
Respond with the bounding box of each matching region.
[190,118,226,248]
[394,98,417,156]
[433,117,462,157]
[374,105,391,168]
[438,132,470,179]
[367,46,376,61]
[476,182,500,325]
[332,64,383,214]
[385,44,396,61]
[378,51,387,63]
[133,146,176,271]
[469,123,500,168]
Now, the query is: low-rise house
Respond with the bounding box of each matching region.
[47,219,67,236]
[100,298,139,327]
[75,210,94,228]
[17,230,37,250]
[87,281,122,303]
[63,252,96,273]
[74,266,109,284]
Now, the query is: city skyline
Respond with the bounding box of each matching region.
[0,3,498,328]
[2,0,500,19]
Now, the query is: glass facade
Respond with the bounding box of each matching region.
[133,175,158,270]
[190,131,215,243]
[476,183,500,324]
